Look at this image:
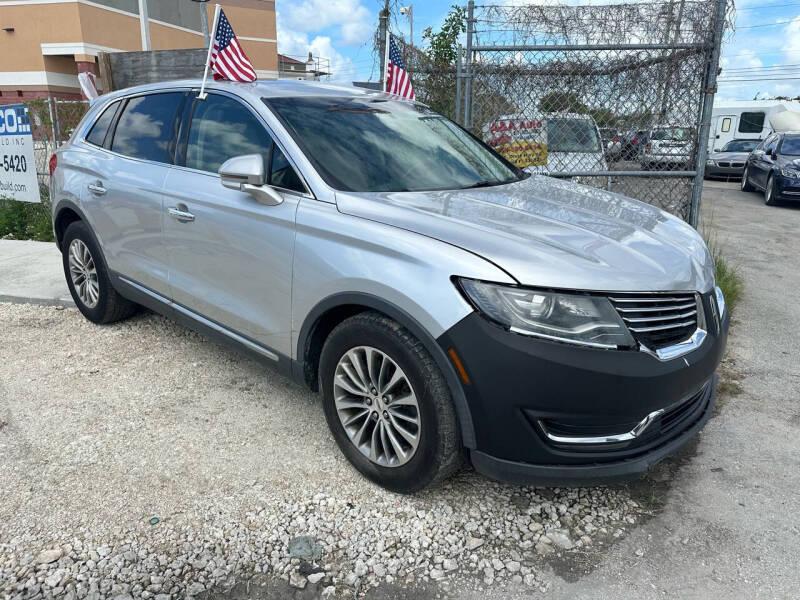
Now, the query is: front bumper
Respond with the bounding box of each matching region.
[774,175,800,200]
[438,292,729,485]
[705,163,745,178]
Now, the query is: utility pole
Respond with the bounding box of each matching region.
[138,0,151,51]
[378,0,389,87]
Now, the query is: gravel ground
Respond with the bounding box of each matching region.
[0,303,653,600]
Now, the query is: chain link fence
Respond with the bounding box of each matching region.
[405,0,731,225]
[24,98,90,193]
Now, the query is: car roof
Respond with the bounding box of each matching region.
[94,78,384,105]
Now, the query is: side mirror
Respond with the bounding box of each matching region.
[714,148,720,152]
[218,154,283,206]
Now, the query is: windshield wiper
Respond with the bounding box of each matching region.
[460,179,500,189]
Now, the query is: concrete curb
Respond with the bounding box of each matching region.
[0,295,74,307]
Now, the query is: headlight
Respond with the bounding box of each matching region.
[780,168,800,178]
[714,285,726,317]
[457,279,635,349]
[706,159,715,166]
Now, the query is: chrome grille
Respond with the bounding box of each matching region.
[609,293,700,351]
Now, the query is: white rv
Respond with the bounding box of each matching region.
[709,100,800,153]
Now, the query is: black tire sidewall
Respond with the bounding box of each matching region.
[319,317,447,493]
[62,221,114,323]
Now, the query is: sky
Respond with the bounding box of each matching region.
[275,0,800,101]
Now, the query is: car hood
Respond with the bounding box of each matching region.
[335,175,714,293]
[709,151,750,161]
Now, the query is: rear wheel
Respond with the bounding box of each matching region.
[319,311,462,493]
[764,173,778,206]
[62,221,138,324]
[741,166,755,192]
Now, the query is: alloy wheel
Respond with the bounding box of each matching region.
[333,346,421,467]
[68,239,100,308]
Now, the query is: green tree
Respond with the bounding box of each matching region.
[421,5,466,65]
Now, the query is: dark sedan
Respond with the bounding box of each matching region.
[705,139,759,179]
[741,132,800,205]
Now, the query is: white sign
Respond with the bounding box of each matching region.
[0,104,40,203]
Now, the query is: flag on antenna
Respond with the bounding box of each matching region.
[210,9,257,82]
[384,34,415,100]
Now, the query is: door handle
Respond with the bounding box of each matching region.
[87,181,106,196]
[168,206,195,222]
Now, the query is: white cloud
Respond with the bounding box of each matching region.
[277,18,357,84]
[782,15,800,63]
[279,0,372,47]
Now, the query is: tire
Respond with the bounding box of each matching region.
[62,221,138,324]
[319,311,462,493]
[741,166,755,192]
[764,174,778,206]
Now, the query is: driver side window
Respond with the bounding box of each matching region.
[185,93,272,174]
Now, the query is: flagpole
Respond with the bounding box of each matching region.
[383,29,391,93]
[198,3,221,100]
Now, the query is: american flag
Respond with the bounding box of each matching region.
[385,34,415,100]
[210,9,257,82]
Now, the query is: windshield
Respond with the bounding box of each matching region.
[721,140,758,152]
[650,127,692,141]
[264,96,521,192]
[780,136,800,155]
[546,118,601,153]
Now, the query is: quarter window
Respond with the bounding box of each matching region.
[270,145,305,193]
[85,101,119,147]
[185,93,272,174]
[111,93,184,163]
[738,112,765,134]
[720,117,731,133]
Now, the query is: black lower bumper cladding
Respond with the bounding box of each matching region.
[438,291,729,485]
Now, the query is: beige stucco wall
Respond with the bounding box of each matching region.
[0,0,277,83]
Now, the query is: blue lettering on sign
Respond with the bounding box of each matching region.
[0,105,32,136]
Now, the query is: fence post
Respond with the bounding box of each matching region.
[456,45,463,126]
[47,97,57,149]
[53,99,62,147]
[689,0,726,227]
[464,0,474,129]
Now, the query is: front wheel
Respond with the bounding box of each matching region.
[319,312,462,493]
[764,173,778,206]
[741,166,755,192]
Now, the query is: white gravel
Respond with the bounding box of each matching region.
[0,303,648,599]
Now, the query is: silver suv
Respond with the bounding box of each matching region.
[50,80,728,493]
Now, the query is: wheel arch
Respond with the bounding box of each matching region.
[295,292,476,448]
[53,200,89,251]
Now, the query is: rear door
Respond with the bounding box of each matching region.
[80,91,187,295]
[162,91,306,358]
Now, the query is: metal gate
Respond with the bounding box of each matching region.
[453,0,729,225]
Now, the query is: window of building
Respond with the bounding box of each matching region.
[85,101,119,147]
[185,93,273,174]
[111,93,184,163]
[738,112,765,134]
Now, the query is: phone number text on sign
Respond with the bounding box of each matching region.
[0,104,40,203]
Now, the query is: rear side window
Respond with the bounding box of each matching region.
[111,92,184,163]
[270,145,305,193]
[738,112,765,134]
[85,101,119,147]
[185,93,272,174]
